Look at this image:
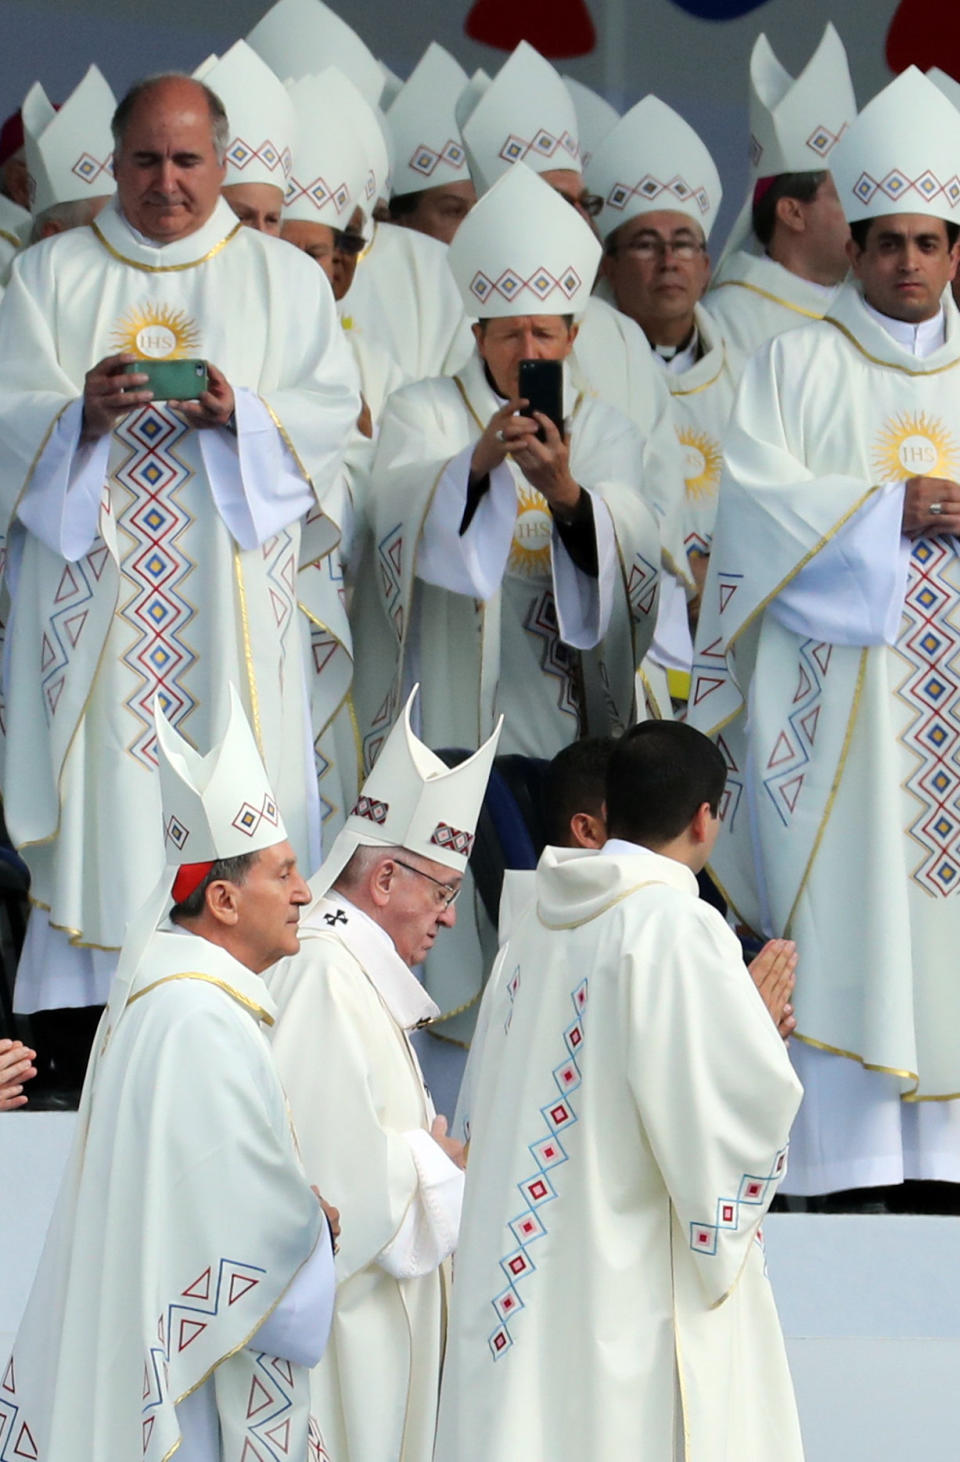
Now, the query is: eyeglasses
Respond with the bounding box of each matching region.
[332,229,365,257]
[616,235,706,262]
[559,190,603,219]
[393,858,462,909]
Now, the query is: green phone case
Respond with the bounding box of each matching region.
[124,358,208,401]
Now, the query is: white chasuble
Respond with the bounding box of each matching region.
[666,303,743,559]
[0,199,360,1003]
[341,220,474,379]
[0,194,29,287]
[357,350,661,767]
[265,895,463,1462]
[298,323,409,850]
[435,845,802,1462]
[2,930,332,1462]
[688,284,960,1168]
[706,249,841,361]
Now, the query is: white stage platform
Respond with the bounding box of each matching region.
[3,1111,959,1460]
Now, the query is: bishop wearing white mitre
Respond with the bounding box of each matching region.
[248,0,475,379]
[707,25,855,359]
[3,690,338,1462]
[265,689,501,1461]
[0,74,359,1021]
[689,67,960,1195]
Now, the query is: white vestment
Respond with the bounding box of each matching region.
[265,893,464,1462]
[688,281,960,1191]
[2,929,335,1462]
[298,324,407,849]
[435,843,803,1462]
[356,351,661,1038]
[707,250,841,361]
[0,198,359,1009]
[0,194,29,287]
[342,220,474,378]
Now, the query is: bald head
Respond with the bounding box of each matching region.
[112,75,228,243]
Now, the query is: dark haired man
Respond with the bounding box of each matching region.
[0,71,358,1060]
[708,25,853,360]
[436,718,803,1461]
[4,696,339,1462]
[690,67,960,1203]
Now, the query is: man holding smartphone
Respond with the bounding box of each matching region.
[360,163,662,1045]
[0,72,359,1084]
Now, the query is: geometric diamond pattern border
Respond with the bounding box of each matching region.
[488,977,588,1361]
[689,1146,787,1256]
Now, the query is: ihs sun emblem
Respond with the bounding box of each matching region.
[109,303,202,360]
[872,411,958,483]
[508,483,553,578]
[677,426,723,501]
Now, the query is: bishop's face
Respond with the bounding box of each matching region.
[473,315,578,401]
[601,209,710,344]
[113,78,226,243]
[847,213,960,324]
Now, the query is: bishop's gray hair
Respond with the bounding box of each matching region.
[333,844,405,891]
[111,74,230,164]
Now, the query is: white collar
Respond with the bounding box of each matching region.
[302,893,441,1030]
[601,837,662,858]
[861,297,946,358]
[653,328,700,375]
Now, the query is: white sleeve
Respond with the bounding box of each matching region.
[767,481,908,646]
[247,1223,337,1368]
[377,1128,464,1278]
[199,387,316,550]
[416,443,517,598]
[551,490,617,650]
[16,399,109,561]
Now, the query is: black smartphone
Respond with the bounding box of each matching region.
[518,359,564,442]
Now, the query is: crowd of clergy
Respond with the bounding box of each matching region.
[3,2,960,1457]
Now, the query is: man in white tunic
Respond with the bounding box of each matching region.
[2,693,339,1462]
[708,25,855,360]
[591,96,739,573]
[358,165,661,1039]
[22,65,116,242]
[248,0,475,378]
[385,43,476,244]
[265,690,500,1462]
[195,40,295,237]
[435,720,803,1461]
[688,67,960,1197]
[0,74,359,1033]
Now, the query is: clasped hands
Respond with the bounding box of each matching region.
[471,397,582,520]
[81,351,235,441]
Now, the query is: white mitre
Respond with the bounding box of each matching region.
[157,687,288,867]
[927,67,960,110]
[719,23,855,261]
[447,161,600,319]
[105,687,288,1021]
[562,76,618,168]
[386,42,469,198]
[284,71,368,227]
[831,66,960,225]
[461,41,581,192]
[588,94,722,244]
[247,0,384,106]
[195,40,294,190]
[455,68,491,132]
[311,686,502,895]
[22,64,116,217]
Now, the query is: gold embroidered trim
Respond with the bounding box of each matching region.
[784,648,868,932]
[90,219,242,272]
[823,316,960,378]
[126,971,274,1025]
[233,549,262,754]
[261,399,316,496]
[791,1030,918,1090]
[0,228,21,249]
[710,278,825,320]
[26,894,120,951]
[668,350,727,397]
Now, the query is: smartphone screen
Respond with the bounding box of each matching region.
[123,358,208,401]
[518,359,564,442]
